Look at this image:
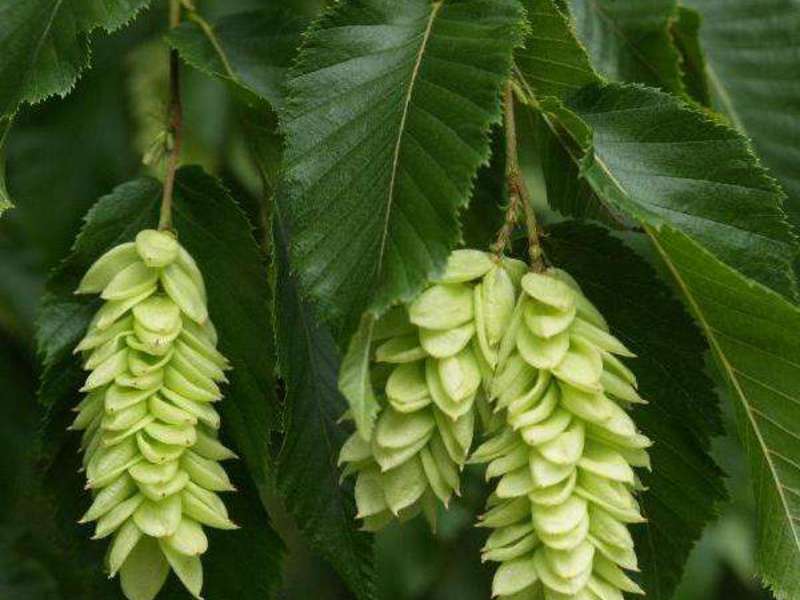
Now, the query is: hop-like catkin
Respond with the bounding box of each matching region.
[472,268,651,599]
[71,229,237,600]
[339,250,527,530]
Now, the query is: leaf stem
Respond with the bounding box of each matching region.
[180,1,237,81]
[158,0,184,231]
[499,81,545,272]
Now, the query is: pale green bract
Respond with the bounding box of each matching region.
[472,268,650,600]
[338,250,526,530]
[71,229,237,600]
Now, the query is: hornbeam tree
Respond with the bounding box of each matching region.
[0,0,798,599]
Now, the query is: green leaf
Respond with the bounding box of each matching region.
[567,83,798,300]
[515,4,798,290]
[683,0,800,235]
[565,0,685,94]
[337,314,380,439]
[544,222,725,598]
[460,127,506,250]
[669,6,711,107]
[515,0,597,101]
[274,220,376,600]
[0,0,152,117]
[538,81,800,599]
[646,225,800,600]
[279,0,525,343]
[234,39,374,591]
[167,8,308,110]
[36,168,283,598]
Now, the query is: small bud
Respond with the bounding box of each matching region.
[135,229,179,268]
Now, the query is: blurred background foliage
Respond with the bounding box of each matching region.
[0,1,777,598]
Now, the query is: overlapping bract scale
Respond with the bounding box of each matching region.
[473,269,650,600]
[339,250,527,530]
[71,229,236,600]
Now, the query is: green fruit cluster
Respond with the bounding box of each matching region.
[472,269,650,600]
[339,250,527,530]
[71,229,236,600]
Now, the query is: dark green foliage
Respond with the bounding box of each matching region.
[274,221,376,599]
[167,8,308,109]
[279,0,526,343]
[0,0,152,118]
[513,5,800,595]
[172,9,379,592]
[670,7,711,107]
[649,226,800,600]
[516,0,598,100]
[460,128,507,250]
[4,30,143,264]
[568,83,797,299]
[684,0,800,241]
[566,0,685,94]
[545,79,800,599]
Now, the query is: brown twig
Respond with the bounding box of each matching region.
[158,0,184,231]
[496,82,545,271]
[491,195,520,259]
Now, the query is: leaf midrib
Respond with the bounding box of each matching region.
[373,1,443,289]
[25,0,66,104]
[350,2,443,429]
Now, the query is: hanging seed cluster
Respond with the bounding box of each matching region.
[472,269,651,599]
[339,250,527,530]
[71,229,237,600]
